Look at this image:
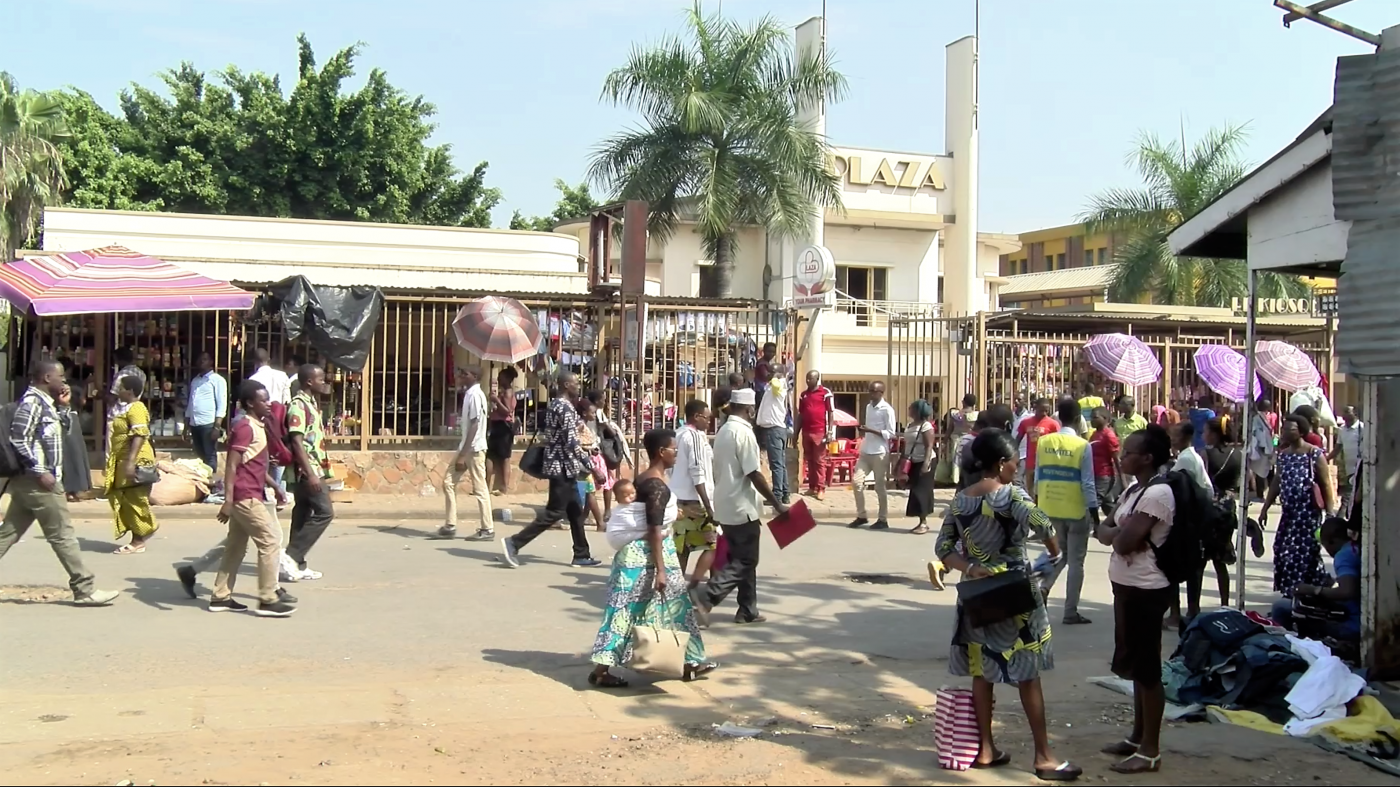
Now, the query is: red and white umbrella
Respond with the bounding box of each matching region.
[452,296,541,364]
[1254,340,1321,392]
[832,408,860,428]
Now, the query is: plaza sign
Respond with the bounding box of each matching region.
[793,245,836,310]
[1230,296,1318,315]
[830,154,946,192]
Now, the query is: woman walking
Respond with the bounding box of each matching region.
[897,399,937,534]
[106,375,159,553]
[486,367,518,494]
[1261,414,1334,598]
[588,428,716,688]
[934,428,1079,781]
[57,383,93,502]
[584,390,628,521]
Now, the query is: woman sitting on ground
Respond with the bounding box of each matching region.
[1269,516,1361,645]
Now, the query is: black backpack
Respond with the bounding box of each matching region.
[0,401,27,478]
[1145,470,1216,585]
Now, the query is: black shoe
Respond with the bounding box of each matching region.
[1249,519,1266,558]
[847,518,869,529]
[779,494,791,505]
[870,520,890,530]
[572,557,602,567]
[276,587,299,604]
[255,600,297,617]
[1062,613,1092,625]
[734,613,768,625]
[208,597,248,613]
[176,565,197,599]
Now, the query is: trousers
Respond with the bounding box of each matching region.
[801,431,828,491]
[509,476,591,560]
[444,451,493,530]
[853,453,890,520]
[704,519,761,620]
[287,478,335,568]
[212,498,282,604]
[0,475,96,598]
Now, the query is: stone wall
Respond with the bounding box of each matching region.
[330,451,554,495]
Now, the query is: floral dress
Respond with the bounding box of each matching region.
[935,483,1054,684]
[591,476,707,668]
[105,401,159,539]
[1273,447,1327,597]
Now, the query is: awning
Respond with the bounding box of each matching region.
[0,246,254,316]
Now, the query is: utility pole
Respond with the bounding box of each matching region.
[1273,0,1381,47]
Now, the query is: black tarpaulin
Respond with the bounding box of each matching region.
[252,276,383,370]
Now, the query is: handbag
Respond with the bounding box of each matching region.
[628,599,690,679]
[128,464,161,487]
[933,687,978,771]
[956,568,1038,628]
[599,427,626,470]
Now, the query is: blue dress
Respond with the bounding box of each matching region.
[1273,448,1326,597]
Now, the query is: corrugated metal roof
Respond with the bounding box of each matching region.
[1333,47,1400,378]
[167,257,590,296]
[997,264,1114,296]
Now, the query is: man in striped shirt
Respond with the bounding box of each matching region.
[671,399,716,585]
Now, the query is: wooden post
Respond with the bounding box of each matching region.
[359,344,373,453]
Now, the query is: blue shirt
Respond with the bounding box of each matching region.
[1034,425,1100,514]
[1188,408,1215,451]
[187,371,228,427]
[1334,543,1362,636]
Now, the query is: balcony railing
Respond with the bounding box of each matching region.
[834,291,942,328]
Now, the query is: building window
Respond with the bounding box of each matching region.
[698,265,721,298]
[1057,253,1066,270]
[1084,249,1094,268]
[835,265,889,301]
[1097,247,1108,266]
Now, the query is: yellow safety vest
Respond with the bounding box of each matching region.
[1035,431,1089,519]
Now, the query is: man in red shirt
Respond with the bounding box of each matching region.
[1016,397,1059,493]
[794,369,834,500]
[1087,407,1120,516]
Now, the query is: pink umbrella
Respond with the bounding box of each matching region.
[1193,345,1262,402]
[1082,333,1162,387]
[832,408,859,428]
[452,296,542,364]
[0,246,253,315]
[1255,340,1320,392]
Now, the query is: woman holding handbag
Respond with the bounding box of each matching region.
[588,428,717,689]
[1261,414,1333,599]
[934,429,1079,781]
[896,399,937,534]
[105,374,160,554]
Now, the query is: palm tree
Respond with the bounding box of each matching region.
[1081,124,1309,306]
[0,73,69,266]
[588,3,847,298]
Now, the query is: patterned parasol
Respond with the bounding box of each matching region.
[1254,340,1321,392]
[452,296,542,364]
[1082,333,1162,387]
[1193,344,1262,402]
[0,246,253,315]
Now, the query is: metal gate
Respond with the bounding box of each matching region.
[885,312,978,420]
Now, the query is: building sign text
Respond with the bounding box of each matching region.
[830,155,946,192]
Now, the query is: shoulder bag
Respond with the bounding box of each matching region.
[628,597,690,679]
[952,510,1037,628]
[518,413,547,480]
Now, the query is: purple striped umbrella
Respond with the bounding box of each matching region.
[1193,344,1261,402]
[1255,340,1321,392]
[452,296,541,364]
[0,246,253,315]
[1082,332,1162,387]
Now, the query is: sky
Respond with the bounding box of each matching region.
[9,0,1395,233]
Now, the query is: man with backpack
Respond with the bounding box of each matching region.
[0,359,119,606]
[1035,397,1100,625]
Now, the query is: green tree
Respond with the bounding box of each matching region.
[57,35,501,227]
[1081,125,1309,306]
[588,3,846,297]
[509,179,599,232]
[1,73,69,265]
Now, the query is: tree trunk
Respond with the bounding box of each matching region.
[714,232,734,299]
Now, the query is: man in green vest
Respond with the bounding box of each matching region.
[1035,397,1100,626]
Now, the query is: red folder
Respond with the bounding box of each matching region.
[768,499,816,549]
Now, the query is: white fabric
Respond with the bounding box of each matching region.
[1108,480,1175,589]
[669,424,713,502]
[904,421,934,463]
[1284,639,1365,735]
[249,364,291,405]
[712,417,763,524]
[757,376,788,428]
[1014,411,1031,458]
[730,388,756,406]
[1248,413,1277,478]
[1289,385,1337,427]
[457,383,489,453]
[1287,634,1333,666]
[860,399,898,456]
[1173,447,1213,495]
[1338,421,1364,465]
[604,497,678,550]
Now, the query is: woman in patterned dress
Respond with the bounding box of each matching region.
[105,375,159,553]
[1261,414,1334,597]
[588,428,717,688]
[935,428,1080,781]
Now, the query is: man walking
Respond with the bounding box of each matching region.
[849,380,897,530]
[754,359,790,505]
[501,370,601,568]
[1088,407,1121,517]
[0,360,118,606]
[1330,405,1363,516]
[795,370,834,500]
[1035,398,1099,625]
[671,399,717,584]
[440,365,494,540]
[692,388,786,626]
[186,351,228,490]
[285,364,335,581]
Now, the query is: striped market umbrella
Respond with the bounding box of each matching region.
[0,246,254,315]
[452,296,541,364]
[1193,344,1262,402]
[1082,332,1162,387]
[1255,340,1321,392]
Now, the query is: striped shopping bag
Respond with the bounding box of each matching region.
[933,687,978,770]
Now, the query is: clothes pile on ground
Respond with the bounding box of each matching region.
[147,458,213,506]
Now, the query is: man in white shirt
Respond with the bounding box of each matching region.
[671,399,717,585]
[248,348,291,405]
[1330,405,1363,515]
[849,380,897,530]
[440,366,493,540]
[691,388,786,627]
[1170,422,1212,495]
[754,361,791,505]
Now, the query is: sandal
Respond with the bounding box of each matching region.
[113,543,146,555]
[910,524,931,535]
[1110,753,1161,774]
[1101,739,1140,756]
[1034,761,1083,781]
[586,671,629,689]
[970,750,1011,769]
[683,661,719,682]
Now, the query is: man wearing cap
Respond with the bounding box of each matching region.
[692,386,787,626]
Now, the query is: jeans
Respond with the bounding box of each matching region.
[704,519,761,620]
[509,476,592,561]
[853,453,890,520]
[1044,515,1093,617]
[287,477,335,568]
[189,423,219,476]
[212,499,282,604]
[1095,475,1118,517]
[0,475,96,598]
[800,431,828,491]
[755,426,789,501]
[444,451,493,530]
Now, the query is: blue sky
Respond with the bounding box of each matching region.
[9,0,1393,232]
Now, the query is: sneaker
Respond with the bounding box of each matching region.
[437,524,458,538]
[208,597,248,613]
[688,585,712,628]
[278,553,300,582]
[571,557,602,567]
[870,520,890,530]
[73,589,119,606]
[296,567,323,581]
[473,527,495,541]
[500,537,521,568]
[847,517,869,529]
[176,565,198,599]
[276,587,299,604]
[255,600,297,618]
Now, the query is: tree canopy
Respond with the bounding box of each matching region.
[1,72,68,265]
[509,179,599,232]
[57,35,501,227]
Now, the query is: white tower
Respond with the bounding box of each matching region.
[793,15,827,370]
[942,35,981,317]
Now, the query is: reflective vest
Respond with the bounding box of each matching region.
[1035,431,1089,519]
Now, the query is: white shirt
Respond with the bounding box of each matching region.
[669,423,713,502]
[249,364,291,405]
[712,416,763,525]
[1014,411,1032,458]
[458,383,489,453]
[1338,421,1364,462]
[1173,446,1213,495]
[860,398,898,455]
[757,376,789,429]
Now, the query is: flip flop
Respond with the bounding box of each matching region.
[683,661,719,682]
[1110,753,1161,774]
[1034,761,1083,781]
[113,544,146,554]
[970,750,1011,769]
[1101,739,1140,756]
[586,672,629,689]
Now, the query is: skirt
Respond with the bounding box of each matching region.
[486,420,515,462]
[1111,582,1174,683]
[590,536,707,667]
[61,424,92,495]
[905,462,935,519]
